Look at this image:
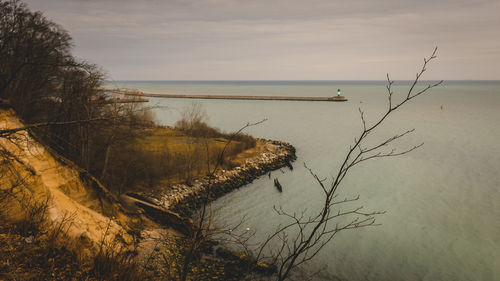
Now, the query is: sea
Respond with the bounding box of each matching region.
[105,80,500,281]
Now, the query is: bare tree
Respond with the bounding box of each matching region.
[246,47,443,281]
[153,49,442,281]
[2,3,443,275]
[173,118,266,281]
[174,102,208,134]
[0,0,85,119]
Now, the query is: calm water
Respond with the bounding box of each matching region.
[106,80,500,281]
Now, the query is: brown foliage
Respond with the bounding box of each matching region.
[98,126,257,194]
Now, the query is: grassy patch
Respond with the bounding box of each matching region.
[133,127,259,186]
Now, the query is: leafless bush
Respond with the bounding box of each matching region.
[88,221,143,281]
[13,197,50,240]
[175,102,214,137]
[166,119,267,281]
[247,48,443,281]
[159,48,442,281]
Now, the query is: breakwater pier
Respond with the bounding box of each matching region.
[107,89,347,102]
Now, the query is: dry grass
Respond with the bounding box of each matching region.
[131,127,259,186]
[0,193,146,281]
[97,124,260,194]
[0,127,146,281]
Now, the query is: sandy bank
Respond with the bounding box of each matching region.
[0,109,146,249]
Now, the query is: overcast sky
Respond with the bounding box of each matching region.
[23,0,500,80]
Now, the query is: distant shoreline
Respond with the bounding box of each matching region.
[104,80,499,83]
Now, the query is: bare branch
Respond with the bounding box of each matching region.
[0,117,112,138]
[257,48,442,281]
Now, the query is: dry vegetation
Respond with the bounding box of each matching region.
[0,128,143,280]
[0,197,144,281]
[0,107,255,280]
[1,1,440,280]
[132,126,257,186]
[80,103,258,194]
[0,1,262,279]
[0,0,258,194]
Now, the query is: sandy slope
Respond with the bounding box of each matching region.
[0,109,139,247]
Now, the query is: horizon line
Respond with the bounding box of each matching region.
[104,79,499,82]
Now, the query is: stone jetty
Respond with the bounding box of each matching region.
[107,89,347,102]
[133,140,296,216]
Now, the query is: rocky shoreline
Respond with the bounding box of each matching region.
[128,139,296,277]
[133,139,296,217]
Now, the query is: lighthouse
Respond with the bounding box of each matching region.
[337,88,341,97]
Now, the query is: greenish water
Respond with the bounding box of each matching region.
[106,80,500,280]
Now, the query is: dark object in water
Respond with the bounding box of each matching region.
[286,161,293,170]
[274,178,283,192]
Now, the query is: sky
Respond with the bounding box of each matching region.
[23,0,500,81]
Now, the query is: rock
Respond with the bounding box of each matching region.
[160,139,297,215]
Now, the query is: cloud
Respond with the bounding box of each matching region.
[22,0,500,79]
